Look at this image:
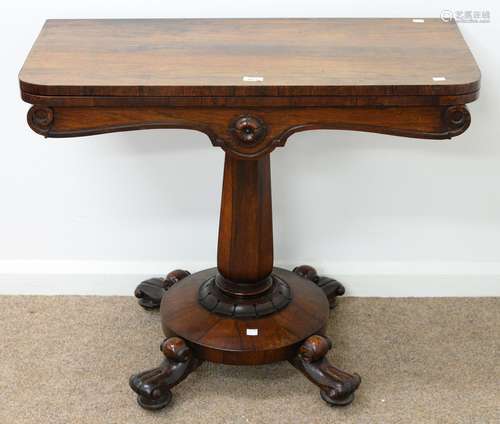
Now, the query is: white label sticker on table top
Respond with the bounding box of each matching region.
[432,76,447,81]
[243,76,264,82]
[246,329,258,336]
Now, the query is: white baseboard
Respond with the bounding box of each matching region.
[0,260,499,296]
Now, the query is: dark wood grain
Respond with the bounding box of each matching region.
[217,153,273,284]
[290,335,361,406]
[293,265,346,309]
[134,269,191,310]
[26,105,472,158]
[19,18,480,409]
[198,273,291,318]
[161,268,330,365]
[129,336,202,410]
[20,19,480,100]
[22,91,479,108]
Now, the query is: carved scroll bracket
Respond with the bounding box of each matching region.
[27,105,54,136]
[129,337,201,410]
[444,105,471,137]
[290,335,361,406]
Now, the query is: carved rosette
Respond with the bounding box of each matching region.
[27,106,54,136]
[230,115,267,145]
[444,105,471,137]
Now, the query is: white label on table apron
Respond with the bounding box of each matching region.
[246,329,259,336]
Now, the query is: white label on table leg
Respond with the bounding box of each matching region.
[246,329,258,336]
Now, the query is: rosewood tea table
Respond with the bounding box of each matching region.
[20,18,480,409]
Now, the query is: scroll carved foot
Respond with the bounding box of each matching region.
[134,269,190,309]
[289,335,361,406]
[293,265,345,309]
[129,337,202,410]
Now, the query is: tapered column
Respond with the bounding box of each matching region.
[216,153,273,296]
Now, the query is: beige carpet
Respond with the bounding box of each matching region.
[0,296,498,424]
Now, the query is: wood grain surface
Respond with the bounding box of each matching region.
[19,18,480,98]
[161,268,330,365]
[217,153,273,284]
[18,17,479,405]
[26,105,473,159]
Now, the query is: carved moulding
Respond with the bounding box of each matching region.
[129,336,201,410]
[27,105,471,159]
[444,105,471,137]
[27,105,54,136]
[289,334,361,406]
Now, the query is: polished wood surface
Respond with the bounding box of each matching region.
[134,270,191,310]
[290,335,361,406]
[20,19,479,99]
[217,153,273,285]
[160,268,330,365]
[19,18,481,409]
[26,105,472,159]
[129,337,202,410]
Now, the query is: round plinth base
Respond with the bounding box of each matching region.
[160,267,330,365]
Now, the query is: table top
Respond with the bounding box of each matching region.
[19,18,480,98]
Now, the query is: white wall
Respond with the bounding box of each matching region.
[1,1,499,296]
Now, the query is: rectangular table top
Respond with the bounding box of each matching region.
[19,18,480,98]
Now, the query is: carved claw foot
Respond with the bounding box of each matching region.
[129,337,202,410]
[289,335,361,406]
[134,269,190,309]
[293,265,345,309]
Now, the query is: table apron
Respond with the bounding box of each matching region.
[26,105,471,159]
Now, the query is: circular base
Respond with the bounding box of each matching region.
[160,268,330,365]
[136,391,172,410]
